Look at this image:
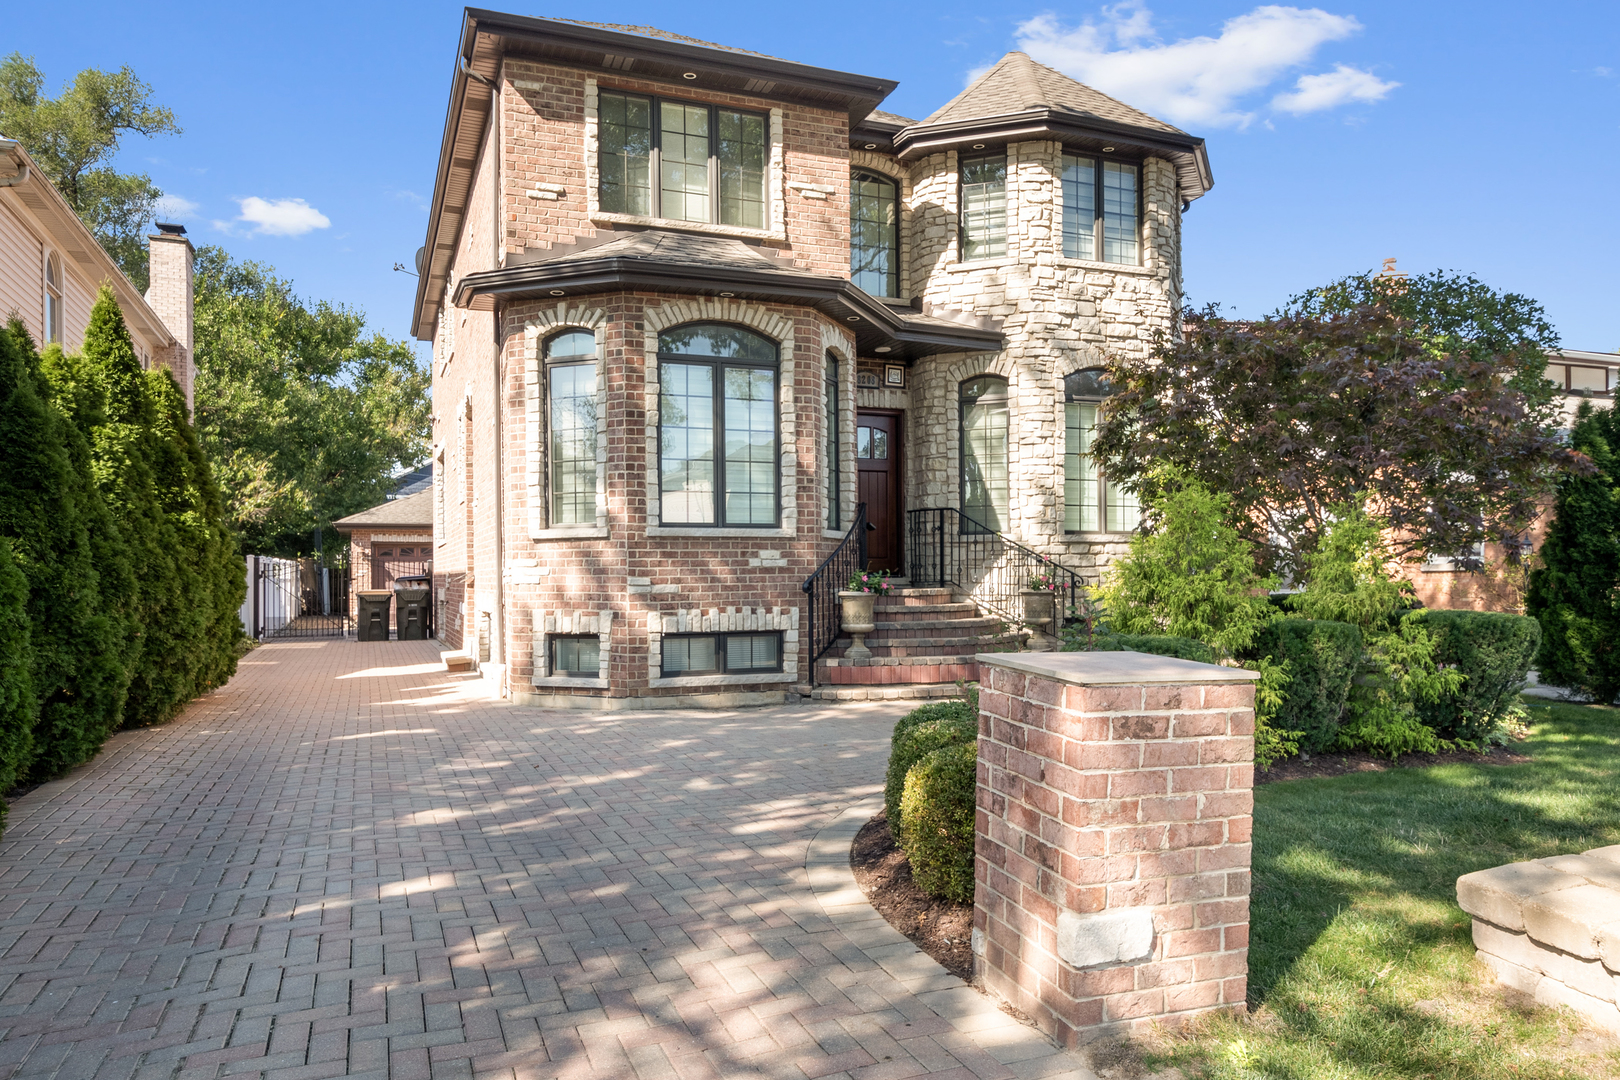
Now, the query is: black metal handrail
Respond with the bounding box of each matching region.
[906,507,1094,643]
[801,503,868,682]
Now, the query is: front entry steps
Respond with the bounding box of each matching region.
[806,586,1020,701]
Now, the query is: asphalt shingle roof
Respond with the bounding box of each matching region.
[921,51,1186,136]
[334,488,433,530]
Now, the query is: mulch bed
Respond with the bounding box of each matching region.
[850,812,973,980]
[1256,743,1530,785]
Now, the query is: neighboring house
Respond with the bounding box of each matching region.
[388,463,434,500]
[0,138,196,412]
[415,12,1209,706]
[334,489,434,620]
[1408,348,1619,611]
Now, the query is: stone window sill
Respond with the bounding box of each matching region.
[647,526,792,539]
[942,258,1016,273]
[650,673,795,688]
[590,212,786,244]
[532,675,608,688]
[822,529,849,540]
[530,525,610,541]
[1063,531,1137,540]
[1054,257,1156,276]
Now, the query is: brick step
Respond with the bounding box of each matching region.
[871,617,1005,636]
[875,602,981,621]
[833,635,1018,658]
[882,587,955,606]
[816,657,979,686]
[808,683,967,702]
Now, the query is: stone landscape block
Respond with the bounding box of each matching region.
[1456,862,1584,933]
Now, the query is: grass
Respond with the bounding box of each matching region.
[1151,700,1620,1080]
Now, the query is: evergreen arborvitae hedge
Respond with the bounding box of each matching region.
[0,321,126,779]
[0,538,36,812]
[1416,611,1540,740]
[1526,402,1620,705]
[1249,619,1362,754]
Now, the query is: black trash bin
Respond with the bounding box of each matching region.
[356,590,393,641]
[395,585,430,641]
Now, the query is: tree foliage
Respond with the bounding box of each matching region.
[192,247,431,554]
[0,54,180,290]
[0,539,36,811]
[1093,271,1580,579]
[1526,402,1620,704]
[1094,469,1277,659]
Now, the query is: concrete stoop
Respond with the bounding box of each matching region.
[809,586,1017,701]
[1457,845,1620,1032]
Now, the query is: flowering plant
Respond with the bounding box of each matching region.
[1027,563,1062,593]
[846,569,893,595]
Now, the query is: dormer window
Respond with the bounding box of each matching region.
[1063,155,1139,265]
[598,90,768,229]
[960,152,1007,260]
[44,253,63,344]
[850,170,899,297]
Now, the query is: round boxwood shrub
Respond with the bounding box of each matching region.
[1416,609,1540,741]
[891,699,975,742]
[1249,618,1362,754]
[885,714,974,842]
[899,741,977,904]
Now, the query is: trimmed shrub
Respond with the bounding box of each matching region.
[1250,619,1362,754]
[899,741,977,904]
[1417,610,1540,741]
[0,538,36,818]
[1091,633,1217,665]
[885,715,974,842]
[891,699,976,743]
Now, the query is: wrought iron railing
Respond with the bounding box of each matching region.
[906,507,1094,643]
[801,503,868,681]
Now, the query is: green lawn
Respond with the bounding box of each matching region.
[1153,700,1620,1080]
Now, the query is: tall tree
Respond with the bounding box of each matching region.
[1092,271,1582,580]
[0,53,180,290]
[192,247,431,554]
[0,320,126,778]
[1526,402,1620,704]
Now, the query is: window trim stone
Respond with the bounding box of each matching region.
[523,305,609,540]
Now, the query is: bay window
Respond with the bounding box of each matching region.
[598,90,768,229]
[658,324,779,527]
[960,152,1007,260]
[960,375,1009,533]
[545,330,598,526]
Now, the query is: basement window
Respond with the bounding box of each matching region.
[552,636,602,677]
[660,632,782,677]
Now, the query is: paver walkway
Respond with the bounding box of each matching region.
[0,640,1087,1080]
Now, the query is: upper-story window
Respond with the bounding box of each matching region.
[960,375,1009,533]
[545,330,598,526]
[658,324,780,527]
[850,170,899,296]
[598,90,768,230]
[1062,155,1139,265]
[960,152,1007,261]
[1064,369,1139,532]
[44,253,63,344]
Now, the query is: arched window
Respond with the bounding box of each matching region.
[44,253,63,344]
[1064,369,1139,532]
[850,170,899,297]
[960,375,1009,533]
[658,324,779,526]
[545,330,598,526]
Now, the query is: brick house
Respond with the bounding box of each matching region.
[414,12,1211,707]
[0,138,196,412]
[333,488,434,622]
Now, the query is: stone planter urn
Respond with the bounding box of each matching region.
[838,590,878,661]
[1021,589,1057,651]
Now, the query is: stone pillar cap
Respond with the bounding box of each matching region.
[976,650,1260,686]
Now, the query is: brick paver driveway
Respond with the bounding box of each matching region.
[0,640,1067,1080]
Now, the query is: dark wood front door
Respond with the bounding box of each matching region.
[857,411,903,572]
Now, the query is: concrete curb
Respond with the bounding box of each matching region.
[807,799,1099,1080]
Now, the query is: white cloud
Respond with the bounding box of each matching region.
[1013,2,1393,128]
[152,194,200,221]
[236,196,331,237]
[1272,63,1398,113]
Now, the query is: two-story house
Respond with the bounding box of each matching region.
[414,11,1211,707]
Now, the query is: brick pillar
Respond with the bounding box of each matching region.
[145,222,195,413]
[974,651,1257,1045]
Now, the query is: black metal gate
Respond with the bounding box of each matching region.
[250,554,351,639]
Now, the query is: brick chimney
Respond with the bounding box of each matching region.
[145,222,196,413]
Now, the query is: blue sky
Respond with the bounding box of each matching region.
[7,1,1618,351]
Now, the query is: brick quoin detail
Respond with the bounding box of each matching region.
[974,652,1257,1045]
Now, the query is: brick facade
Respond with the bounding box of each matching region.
[974,652,1256,1044]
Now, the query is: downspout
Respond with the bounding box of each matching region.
[489,63,508,690]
